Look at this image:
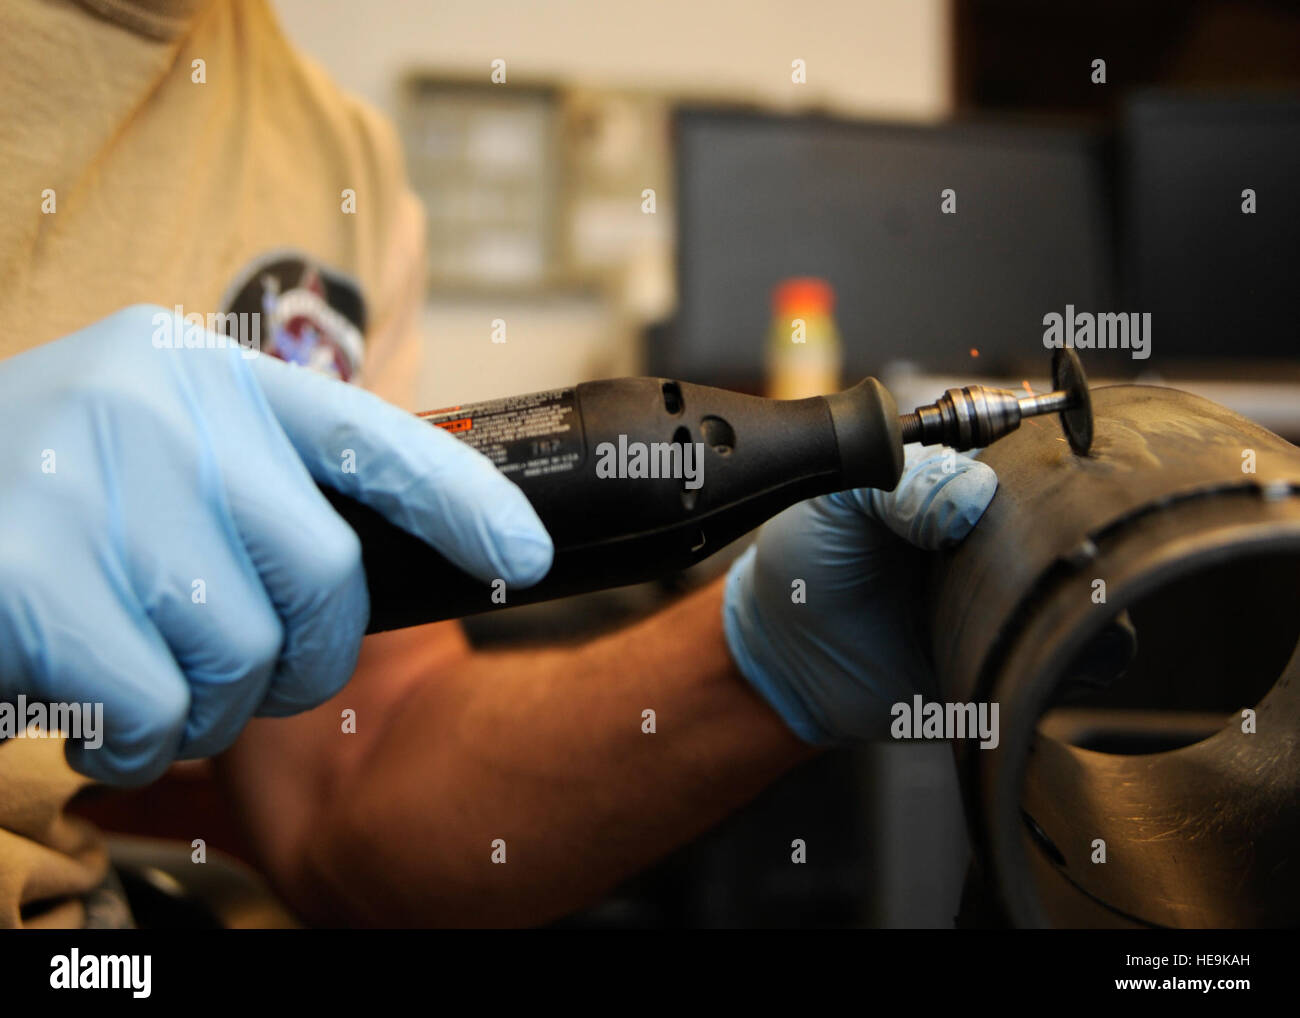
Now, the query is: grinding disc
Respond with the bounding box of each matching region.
[1052,348,1093,455]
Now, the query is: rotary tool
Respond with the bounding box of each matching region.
[325,349,1092,632]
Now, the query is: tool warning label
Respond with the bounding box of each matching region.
[419,388,584,479]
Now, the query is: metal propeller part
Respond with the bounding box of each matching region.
[898,348,1094,455]
[931,384,1300,927]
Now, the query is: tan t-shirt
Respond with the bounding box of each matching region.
[0,0,427,927]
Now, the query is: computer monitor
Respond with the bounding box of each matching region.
[666,108,1116,387]
[1121,92,1300,362]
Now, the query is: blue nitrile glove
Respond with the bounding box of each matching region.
[0,305,552,784]
[723,445,997,744]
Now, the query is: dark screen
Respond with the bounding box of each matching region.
[669,110,1116,383]
[1122,93,1300,360]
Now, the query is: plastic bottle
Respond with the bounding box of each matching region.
[765,277,843,399]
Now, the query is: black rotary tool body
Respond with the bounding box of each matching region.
[325,351,1090,633]
[325,376,902,632]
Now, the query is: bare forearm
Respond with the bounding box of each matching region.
[229,579,812,927]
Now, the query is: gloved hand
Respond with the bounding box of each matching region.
[0,305,552,784]
[723,445,997,743]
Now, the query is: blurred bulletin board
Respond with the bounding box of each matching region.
[400,78,673,313]
[561,88,673,311]
[401,78,563,291]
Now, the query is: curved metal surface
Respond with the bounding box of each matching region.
[931,384,1300,927]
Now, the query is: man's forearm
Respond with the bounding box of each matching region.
[222,578,813,927]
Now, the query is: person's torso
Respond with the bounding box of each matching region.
[0,0,426,927]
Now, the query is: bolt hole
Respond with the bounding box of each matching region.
[674,426,697,511]
[662,381,683,415]
[700,415,735,455]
